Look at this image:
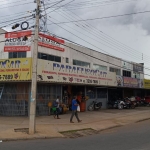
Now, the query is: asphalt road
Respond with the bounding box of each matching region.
[1,120,150,150]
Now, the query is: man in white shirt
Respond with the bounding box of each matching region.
[54,96,61,119]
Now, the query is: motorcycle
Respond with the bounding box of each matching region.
[107,100,120,109]
[118,99,135,109]
[88,100,102,111]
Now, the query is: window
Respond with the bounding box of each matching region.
[66,58,69,63]
[123,70,131,77]
[133,72,140,79]
[41,53,48,60]
[9,52,26,58]
[73,60,90,68]
[93,64,107,71]
[86,86,96,99]
[38,53,61,62]
[109,67,120,75]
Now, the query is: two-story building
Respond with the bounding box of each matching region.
[0,29,145,116]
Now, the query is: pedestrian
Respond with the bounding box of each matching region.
[54,96,61,119]
[70,96,82,123]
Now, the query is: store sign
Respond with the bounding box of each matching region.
[0,58,32,81]
[122,61,132,70]
[37,60,117,86]
[4,31,32,52]
[38,33,65,52]
[133,64,143,73]
[123,77,139,88]
[144,79,150,89]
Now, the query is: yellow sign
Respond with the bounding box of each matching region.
[144,79,150,89]
[0,58,32,81]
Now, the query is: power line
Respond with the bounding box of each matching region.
[0,0,33,7]
[48,10,150,24]
[0,2,34,10]
[45,0,75,15]
[46,18,150,71]
[48,35,150,77]
[64,9,150,62]
[49,0,138,11]
[48,16,149,65]
[45,0,66,11]
[57,9,150,63]
[0,15,32,26]
[0,17,34,29]
[63,0,137,8]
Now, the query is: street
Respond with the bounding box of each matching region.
[1,120,150,150]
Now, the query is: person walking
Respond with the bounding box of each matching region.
[70,96,82,123]
[54,96,61,119]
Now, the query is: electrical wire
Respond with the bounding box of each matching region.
[0,0,33,7]
[48,16,150,66]
[40,33,150,77]
[0,15,33,26]
[46,18,150,71]
[0,17,34,29]
[45,0,75,15]
[57,9,150,63]
[44,0,66,11]
[64,9,150,62]
[47,10,150,25]
[48,0,138,11]
[0,2,34,10]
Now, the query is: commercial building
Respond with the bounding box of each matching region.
[0,29,146,116]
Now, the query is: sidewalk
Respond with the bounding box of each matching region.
[0,107,150,141]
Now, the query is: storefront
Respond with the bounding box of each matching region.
[0,58,32,116]
[0,83,30,116]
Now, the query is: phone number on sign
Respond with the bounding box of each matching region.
[0,75,13,80]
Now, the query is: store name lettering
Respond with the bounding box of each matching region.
[53,63,107,77]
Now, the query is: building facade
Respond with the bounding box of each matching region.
[0,30,146,116]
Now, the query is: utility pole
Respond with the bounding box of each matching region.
[29,0,40,134]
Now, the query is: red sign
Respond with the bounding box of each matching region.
[123,77,139,88]
[38,33,65,52]
[4,31,32,52]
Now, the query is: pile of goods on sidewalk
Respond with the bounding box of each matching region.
[107,96,150,110]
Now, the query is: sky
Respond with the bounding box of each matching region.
[1,0,150,78]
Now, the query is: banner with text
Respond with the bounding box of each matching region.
[4,30,32,52]
[144,79,150,89]
[37,59,117,86]
[38,33,65,52]
[123,77,141,88]
[0,58,32,81]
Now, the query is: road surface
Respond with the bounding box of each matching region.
[1,120,150,150]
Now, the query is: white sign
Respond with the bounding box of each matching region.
[37,60,117,86]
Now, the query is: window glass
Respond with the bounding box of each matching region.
[48,55,54,61]
[9,52,13,58]
[55,56,61,62]
[123,70,131,77]
[109,67,120,75]
[38,53,61,63]
[93,64,107,71]
[66,58,69,63]
[73,59,90,68]
[41,53,48,60]
[9,52,26,58]
[133,72,140,79]
[38,53,41,59]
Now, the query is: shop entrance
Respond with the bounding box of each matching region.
[62,85,85,109]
